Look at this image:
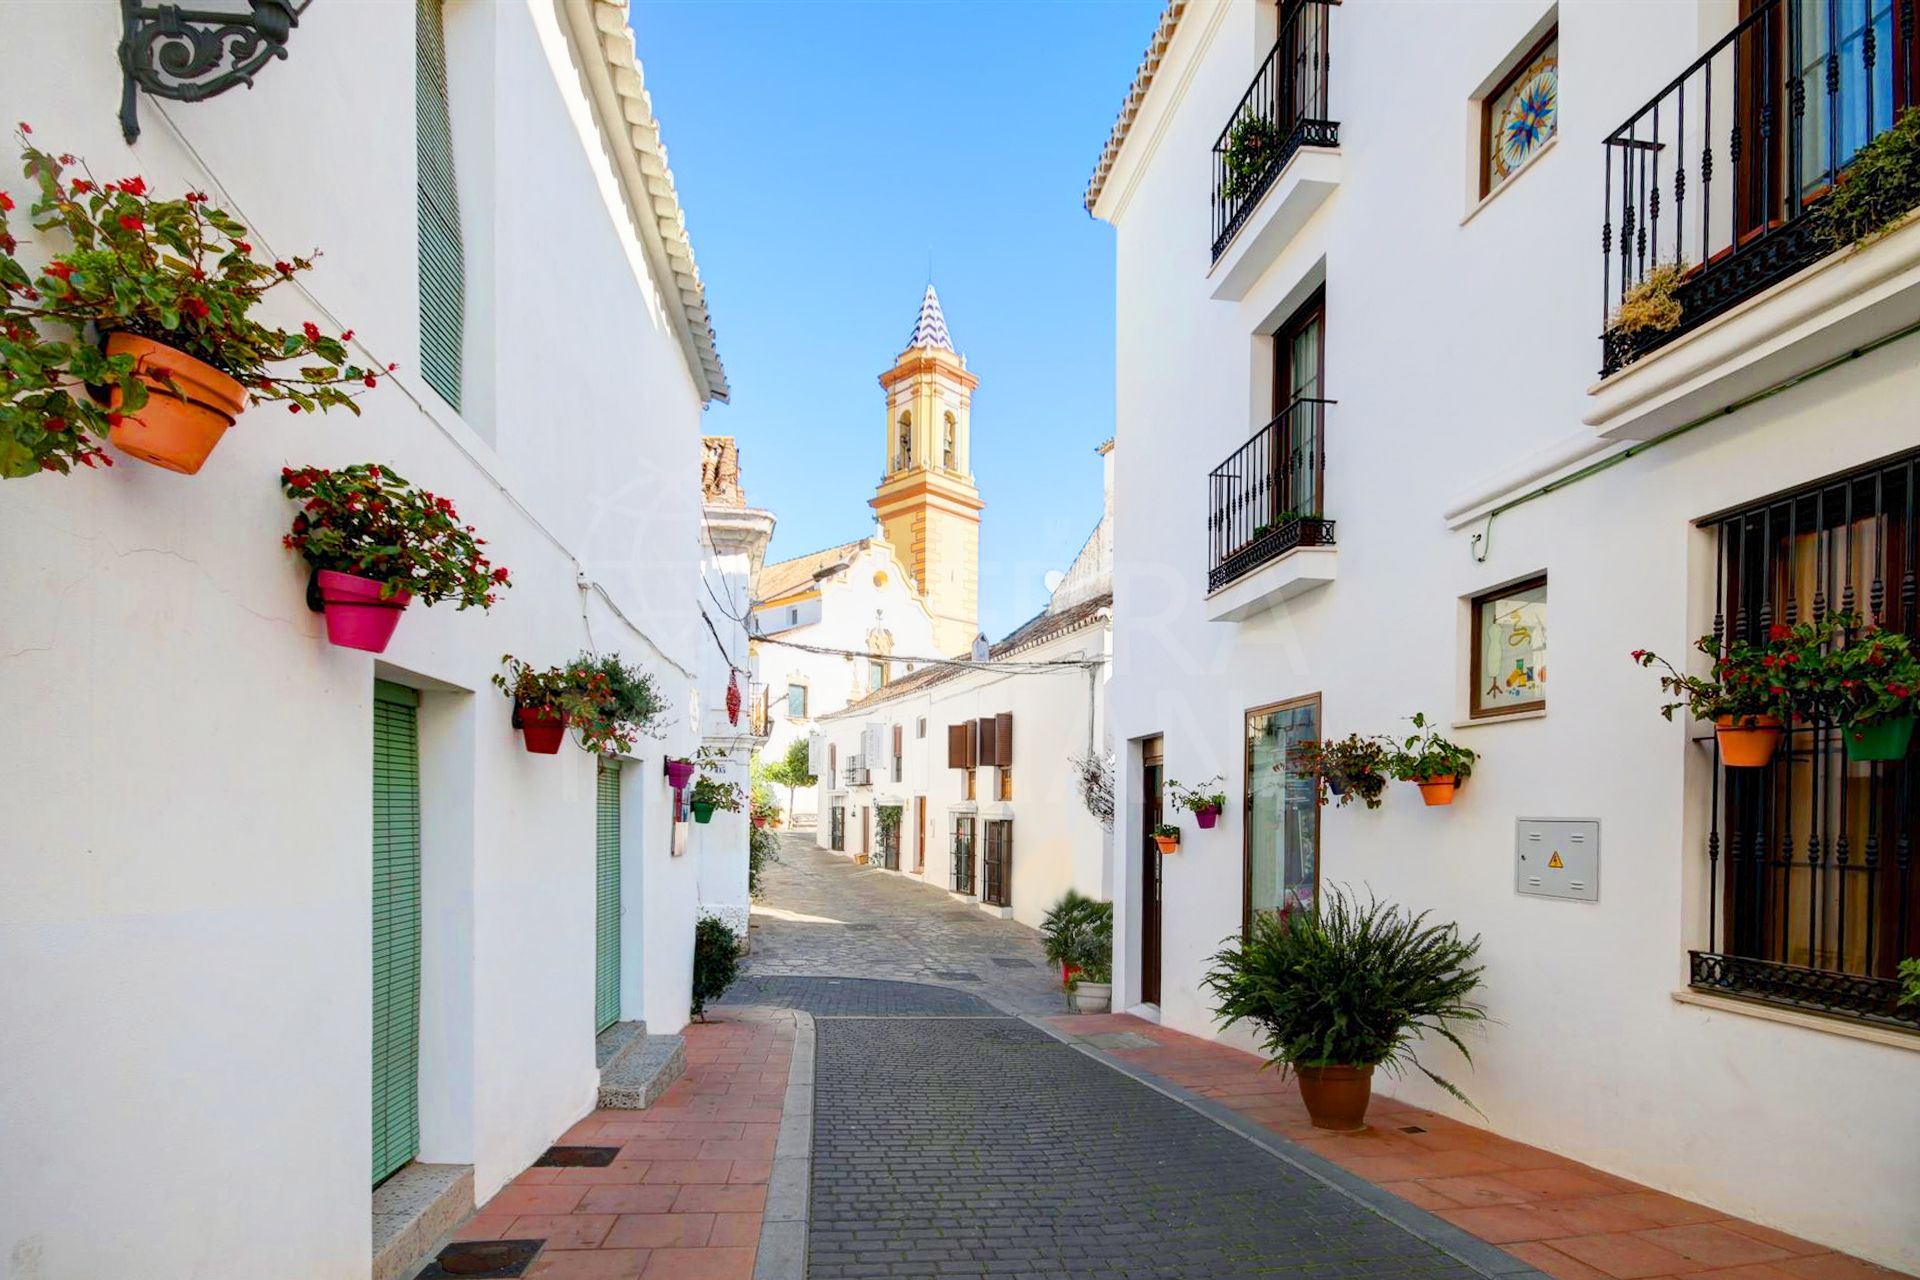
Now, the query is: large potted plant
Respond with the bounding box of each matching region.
[1040,890,1105,992]
[1386,713,1478,806]
[1204,889,1486,1131]
[1633,631,1793,767]
[1167,776,1228,829]
[1783,613,1920,763]
[281,463,507,652]
[1068,901,1114,1015]
[1290,734,1392,809]
[0,133,381,477]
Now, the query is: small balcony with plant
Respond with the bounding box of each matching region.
[1208,0,1339,299]
[1588,0,1920,439]
[1205,396,1335,622]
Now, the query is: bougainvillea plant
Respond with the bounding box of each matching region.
[1633,630,1796,723]
[1771,613,1920,728]
[0,128,385,478]
[280,463,508,607]
[493,655,655,754]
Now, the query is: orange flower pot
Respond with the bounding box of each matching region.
[1416,776,1457,806]
[1294,1063,1375,1131]
[1715,715,1782,768]
[1152,833,1180,855]
[104,333,247,474]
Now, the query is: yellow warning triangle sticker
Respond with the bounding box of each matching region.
[1547,851,1565,869]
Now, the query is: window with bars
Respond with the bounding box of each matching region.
[1697,447,1920,1030]
[416,0,465,411]
[830,805,845,852]
[983,819,1013,908]
[951,815,976,895]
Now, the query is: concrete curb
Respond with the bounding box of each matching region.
[1022,1016,1547,1280]
[754,1008,815,1280]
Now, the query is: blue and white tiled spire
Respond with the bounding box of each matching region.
[905,284,955,352]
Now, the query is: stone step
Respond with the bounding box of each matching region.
[371,1162,473,1280]
[598,1029,687,1110]
[595,1019,646,1070]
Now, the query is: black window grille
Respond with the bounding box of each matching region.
[952,816,976,896]
[830,806,845,853]
[983,820,1013,909]
[1699,447,1920,1029]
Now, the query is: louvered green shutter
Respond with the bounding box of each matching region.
[595,759,622,1032]
[372,680,423,1185]
[416,0,464,411]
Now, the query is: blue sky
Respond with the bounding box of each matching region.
[630,0,1163,641]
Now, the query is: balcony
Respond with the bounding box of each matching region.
[1205,397,1336,622]
[1208,1,1339,296]
[1589,0,1920,439]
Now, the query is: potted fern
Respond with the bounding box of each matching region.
[1204,889,1486,1130]
[1040,890,1104,991]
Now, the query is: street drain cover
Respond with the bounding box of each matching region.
[414,1239,543,1278]
[990,957,1035,968]
[930,970,981,981]
[534,1145,620,1167]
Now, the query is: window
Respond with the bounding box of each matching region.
[1471,576,1547,718]
[830,805,845,852]
[996,767,1013,802]
[787,607,799,627]
[416,0,465,411]
[1695,449,1920,1029]
[787,683,809,719]
[1245,696,1320,934]
[891,724,904,783]
[951,814,977,895]
[983,819,1013,908]
[1270,290,1326,518]
[916,716,927,739]
[868,659,886,692]
[1480,29,1558,197]
[896,411,913,472]
[963,767,977,801]
[943,412,957,470]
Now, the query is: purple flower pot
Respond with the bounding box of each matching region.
[665,759,696,789]
[1195,804,1220,830]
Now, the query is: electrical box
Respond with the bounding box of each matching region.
[1516,819,1599,902]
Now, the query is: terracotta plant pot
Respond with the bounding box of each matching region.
[1294,1063,1375,1131]
[313,569,412,653]
[1716,714,1782,768]
[515,704,567,754]
[1152,833,1180,855]
[1416,776,1457,806]
[103,333,247,474]
[1195,804,1220,830]
[690,800,716,824]
[1843,717,1916,763]
[665,759,696,789]
[1060,961,1082,990]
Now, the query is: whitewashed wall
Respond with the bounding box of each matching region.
[1099,0,1920,1268]
[0,2,711,1277]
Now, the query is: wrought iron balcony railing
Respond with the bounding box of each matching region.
[1206,396,1334,594]
[1211,0,1338,262]
[1601,0,1920,375]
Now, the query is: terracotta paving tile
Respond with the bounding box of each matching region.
[665,1121,744,1141]
[487,1184,589,1217]
[696,1137,777,1163]
[1603,1191,1734,1228]
[643,1160,734,1185]
[505,1213,617,1250]
[551,1163,653,1186]
[619,1139,705,1162]
[1329,1148,1519,1181]
[1502,1241,1621,1280]
[577,1184,682,1215]
[1420,1173,1543,1208]
[1376,1179,1458,1211]
[725,1159,772,1185]
[1685,1266,1807,1280]
[1550,1231,1714,1279]
[1435,1204,1583,1244]
[528,1247,653,1278]
[1720,1222,1832,1258]
[1776,1255,1911,1280]
[605,1211,716,1249]
[450,1211,516,1242]
[639,1245,756,1279]
[1635,1225,1796,1268]
[670,1184,767,1215]
[708,1213,761,1247]
[1500,1167,1636,1200]
[514,1167,563,1186]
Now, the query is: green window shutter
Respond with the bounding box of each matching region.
[416,0,464,411]
[372,680,422,1185]
[595,758,622,1032]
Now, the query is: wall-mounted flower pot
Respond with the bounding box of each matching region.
[1416,776,1457,806]
[313,569,412,653]
[752,815,769,829]
[1152,833,1180,855]
[104,333,246,475]
[1844,717,1916,763]
[1325,774,1348,798]
[1195,804,1221,830]
[1716,714,1782,768]
[1069,981,1112,1014]
[665,759,696,789]
[690,800,716,824]
[1294,1063,1374,1131]
[514,703,567,754]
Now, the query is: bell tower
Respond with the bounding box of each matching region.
[871,285,984,656]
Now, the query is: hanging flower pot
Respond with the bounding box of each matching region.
[1152,828,1181,855]
[1294,1063,1375,1131]
[312,569,412,653]
[690,800,716,824]
[103,334,247,474]
[1194,803,1221,830]
[1716,715,1782,768]
[514,703,567,755]
[752,815,769,829]
[665,758,696,789]
[1844,716,1916,763]
[1416,775,1458,806]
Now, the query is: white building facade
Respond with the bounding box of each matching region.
[0,3,727,1278]
[1094,0,1920,1269]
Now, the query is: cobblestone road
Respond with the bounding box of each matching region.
[739,833,1067,1016]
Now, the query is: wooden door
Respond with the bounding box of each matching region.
[914,797,926,872]
[1140,737,1164,1006]
[984,820,1013,908]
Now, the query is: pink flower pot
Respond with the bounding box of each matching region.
[315,569,412,653]
[1195,805,1220,830]
[516,704,567,754]
[665,759,696,789]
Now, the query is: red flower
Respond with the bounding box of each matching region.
[18,122,30,134]
[0,191,12,212]
[43,416,66,433]
[1769,685,1786,696]
[181,297,210,320]
[235,240,252,255]
[69,179,92,194]
[287,403,301,414]
[43,262,72,282]
[363,374,377,388]
[106,412,123,427]
[341,329,354,342]
[274,260,293,275]
[302,321,321,343]
[492,567,510,583]
[117,214,143,232]
[185,191,207,204]
[289,473,314,489]
[117,176,146,196]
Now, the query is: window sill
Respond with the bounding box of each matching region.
[1671,988,1920,1054]
[1458,135,1557,229]
[1451,707,1546,730]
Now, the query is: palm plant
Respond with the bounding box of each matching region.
[1203,887,1487,1108]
